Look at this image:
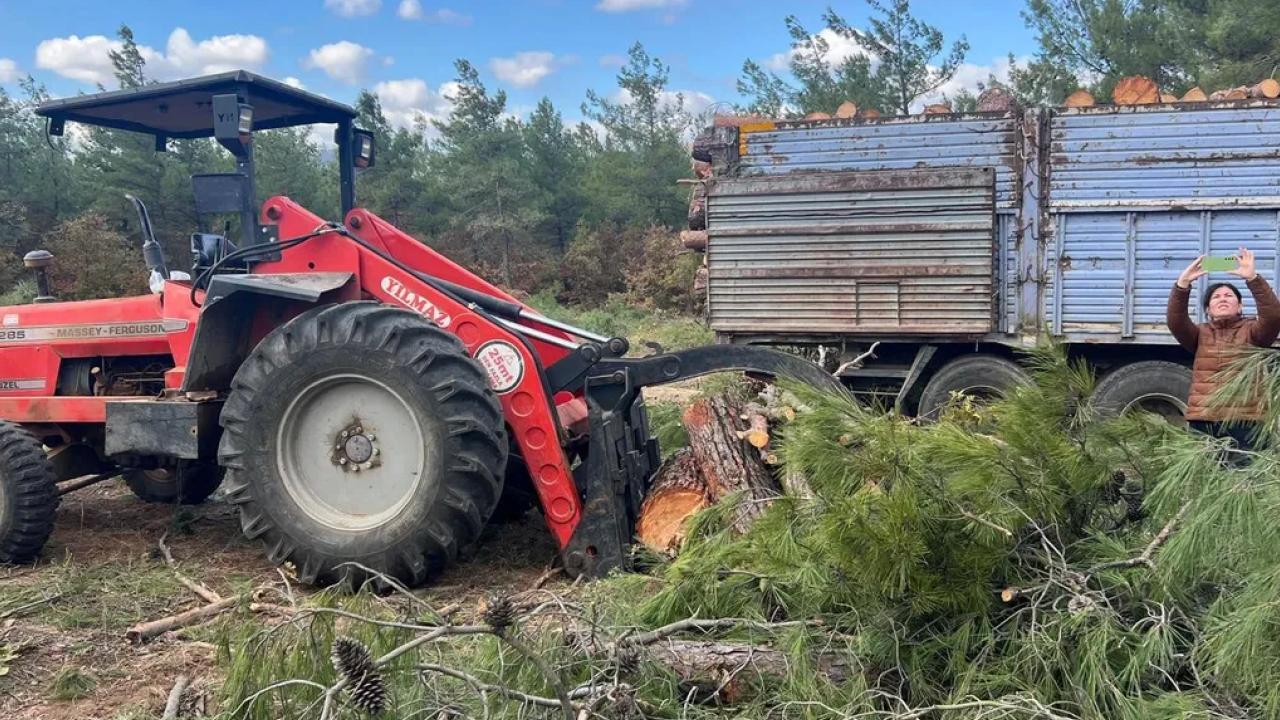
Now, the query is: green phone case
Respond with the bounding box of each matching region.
[1202,256,1237,272]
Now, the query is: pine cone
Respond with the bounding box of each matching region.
[482,594,517,633]
[331,636,386,715]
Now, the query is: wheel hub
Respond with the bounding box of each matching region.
[331,422,381,471]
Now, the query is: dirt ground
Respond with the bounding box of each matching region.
[0,480,562,720]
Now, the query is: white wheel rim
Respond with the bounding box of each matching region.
[277,373,432,531]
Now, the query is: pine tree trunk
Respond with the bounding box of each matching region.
[682,395,780,534]
[636,449,709,554]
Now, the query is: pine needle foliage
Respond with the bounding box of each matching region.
[629,344,1280,718]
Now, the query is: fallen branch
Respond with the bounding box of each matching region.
[0,592,62,620]
[1086,501,1191,575]
[161,674,190,720]
[126,596,239,644]
[159,532,222,605]
[417,663,580,710]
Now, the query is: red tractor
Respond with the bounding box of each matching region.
[0,72,835,586]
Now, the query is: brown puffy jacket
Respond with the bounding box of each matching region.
[1166,276,1280,421]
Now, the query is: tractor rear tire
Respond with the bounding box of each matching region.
[0,422,59,564]
[123,462,224,505]
[218,302,508,588]
[918,355,1029,419]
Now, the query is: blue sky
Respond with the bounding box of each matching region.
[0,0,1038,130]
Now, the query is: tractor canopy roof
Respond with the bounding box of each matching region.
[35,70,357,139]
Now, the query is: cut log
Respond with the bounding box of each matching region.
[693,265,708,293]
[682,396,780,534]
[835,101,858,118]
[739,412,769,449]
[644,640,853,703]
[858,108,881,120]
[1063,89,1095,108]
[687,183,707,231]
[977,87,1018,113]
[680,230,707,252]
[1224,87,1249,101]
[1251,79,1280,99]
[126,596,239,643]
[1181,86,1208,102]
[804,111,831,120]
[1112,76,1159,105]
[923,103,952,115]
[1159,92,1177,103]
[636,449,709,554]
[692,160,712,179]
[712,114,774,128]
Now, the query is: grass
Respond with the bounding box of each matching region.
[527,291,714,353]
[0,279,35,306]
[49,666,96,701]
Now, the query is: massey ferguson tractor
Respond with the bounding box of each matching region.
[0,71,835,586]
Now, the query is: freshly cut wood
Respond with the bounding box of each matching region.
[804,111,831,120]
[977,87,1018,113]
[682,396,780,534]
[636,449,709,554]
[1251,79,1280,99]
[1112,76,1159,105]
[692,160,712,179]
[1224,87,1248,100]
[1160,92,1177,103]
[1064,89,1095,108]
[1181,86,1208,102]
[858,108,881,120]
[739,412,769,449]
[835,100,858,118]
[923,103,952,115]
[712,114,774,128]
[693,265,708,292]
[686,183,707,231]
[1209,89,1227,101]
[680,229,708,252]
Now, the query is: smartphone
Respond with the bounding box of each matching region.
[1202,255,1238,272]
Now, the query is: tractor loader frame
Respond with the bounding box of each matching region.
[0,71,837,586]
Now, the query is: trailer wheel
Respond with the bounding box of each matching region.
[918,355,1028,419]
[0,422,59,564]
[123,461,223,504]
[1092,361,1191,424]
[219,302,507,587]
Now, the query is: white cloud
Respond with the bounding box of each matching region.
[490,51,559,89]
[0,58,20,83]
[398,0,472,25]
[304,41,375,84]
[765,28,876,73]
[596,0,687,11]
[35,29,268,86]
[917,55,1028,111]
[282,76,306,89]
[325,0,381,17]
[373,77,456,134]
[397,0,423,18]
[599,54,626,67]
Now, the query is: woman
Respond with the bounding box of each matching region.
[1167,248,1280,446]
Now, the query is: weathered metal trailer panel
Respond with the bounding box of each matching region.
[710,103,1280,348]
[727,115,1021,337]
[1046,105,1280,344]
[706,168,996,335]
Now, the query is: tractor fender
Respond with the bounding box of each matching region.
[181,272,354,392]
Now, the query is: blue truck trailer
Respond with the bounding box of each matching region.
[690,100,1280,419]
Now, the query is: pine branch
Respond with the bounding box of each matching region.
[1086,501,1191,575]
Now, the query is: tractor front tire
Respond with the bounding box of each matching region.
[123,461,224,504]
[219,302,507,587]
[0,422,59,564]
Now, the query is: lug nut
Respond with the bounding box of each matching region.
[367,434,376,441]
[372,448,380,456]
[353,464,362,472]
[354,426,363,434]
[339,458,347,465]
[341,430,349,438]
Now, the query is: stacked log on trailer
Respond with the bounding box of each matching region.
[1059,75,1280,108]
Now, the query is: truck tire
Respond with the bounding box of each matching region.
[0,422,59,564]
[218,302,507,587]
[1092,361,1191,424]
[918,355,1028,419]
[123,461,223,504]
